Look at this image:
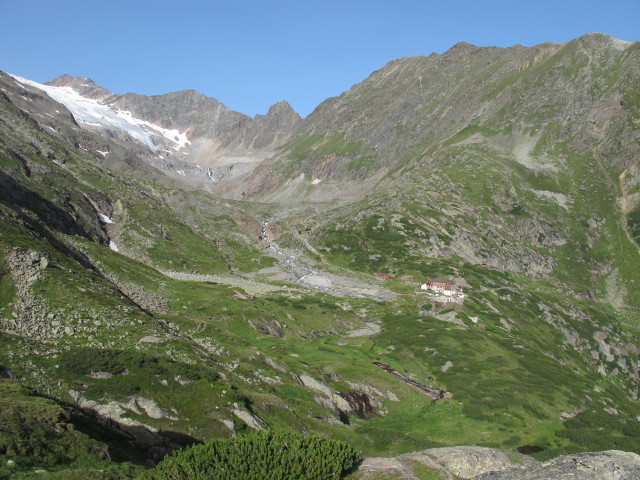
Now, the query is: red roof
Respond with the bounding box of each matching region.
[429,278,456,286]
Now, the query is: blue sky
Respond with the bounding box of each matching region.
[1,0,638,117]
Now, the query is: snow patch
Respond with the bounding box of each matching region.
[118,110,191,151]
[99,213,114,224]
[7,73,191,152]
[109,241,119,252]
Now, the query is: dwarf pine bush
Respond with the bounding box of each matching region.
[142,431,360,480]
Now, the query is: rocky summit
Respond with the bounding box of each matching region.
[0,33,639,479]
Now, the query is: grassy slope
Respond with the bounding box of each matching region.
[3,139,639,474]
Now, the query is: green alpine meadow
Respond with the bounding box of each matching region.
[1,33,640,479]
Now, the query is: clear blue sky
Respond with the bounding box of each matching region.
[1,0,638,117]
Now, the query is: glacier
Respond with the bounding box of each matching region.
[9,74,190,152]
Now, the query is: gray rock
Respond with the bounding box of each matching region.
[299,373,332,396]
[264,356,287,373]
[232,408,266,431]
[414,446,538,479]
[356,448,640,480]
[131,396,179,421]
[138,335,164,343]
[471,450,640,479]
[357,446,537,480]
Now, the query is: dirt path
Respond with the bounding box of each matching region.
[257,220,395,301]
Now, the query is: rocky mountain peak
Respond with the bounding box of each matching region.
[443,41,479,56]
[217,99,301,153]
[46,74,113,101]
[449,40,476,50]
[574,31,634,51]
[264,100,299,119]
[45,73,76,87]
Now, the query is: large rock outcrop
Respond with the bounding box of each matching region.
[355,446,640,480]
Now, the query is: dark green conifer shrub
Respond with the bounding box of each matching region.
[142,431,360,480]
[59,349,128,376]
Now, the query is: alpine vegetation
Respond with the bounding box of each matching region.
[1,33,639,479]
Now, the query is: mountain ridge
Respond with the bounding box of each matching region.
[19,71,303,187]
[1,32,640,478]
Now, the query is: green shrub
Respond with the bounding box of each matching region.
[59,349,168,376]
[628,207,640,243]
[85,377,141,399]
[142,431,361,480]
[559,409,640,454]
[59,349,127,376]
[172,362,217,383]
[173,363,202,381]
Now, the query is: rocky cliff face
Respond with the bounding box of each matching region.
[355,447,640,480]
[45,73,302,185]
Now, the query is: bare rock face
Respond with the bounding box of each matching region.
[226,100,301,151]
[232,407,266,431]
[336,391,381,418]
[409,446,539,479]
[357,446,536,479]
[253,319,284,338]
[471,450,640,480]
[46,74,113,101]
[355,447,640,480]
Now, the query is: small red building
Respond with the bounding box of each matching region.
[375,273,394,280]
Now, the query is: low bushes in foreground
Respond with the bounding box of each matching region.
[142,431,360,480]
